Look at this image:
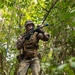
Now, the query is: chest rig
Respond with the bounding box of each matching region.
[23,32,39,59]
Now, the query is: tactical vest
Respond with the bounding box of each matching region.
[23,32,39,59]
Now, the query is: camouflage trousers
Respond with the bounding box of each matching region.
[17,57,40,75]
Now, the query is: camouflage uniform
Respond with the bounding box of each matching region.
[16,21,49,75]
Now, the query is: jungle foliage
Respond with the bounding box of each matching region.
[0,0,75,75]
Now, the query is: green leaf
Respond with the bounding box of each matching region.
[57,64,68,71]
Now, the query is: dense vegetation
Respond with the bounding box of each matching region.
[0,0,75,75]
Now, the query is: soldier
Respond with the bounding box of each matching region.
[16,20,49,75]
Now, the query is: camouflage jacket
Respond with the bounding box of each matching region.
[16,31,49,59]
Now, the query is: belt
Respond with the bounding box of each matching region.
[24,57,39,63]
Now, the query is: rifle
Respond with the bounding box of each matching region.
[24,24,49,40]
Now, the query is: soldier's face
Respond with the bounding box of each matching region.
[27,24,33,31]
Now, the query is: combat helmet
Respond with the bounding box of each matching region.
[25,20,34,28]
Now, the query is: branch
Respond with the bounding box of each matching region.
[42,0,59,24]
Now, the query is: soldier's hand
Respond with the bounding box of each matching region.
[35,28,44,34]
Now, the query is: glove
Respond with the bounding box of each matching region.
[40,29,44,34]
[17,54,25,62]
[35,28,44,34]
